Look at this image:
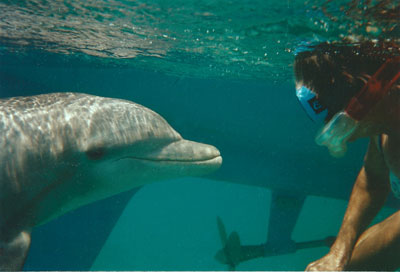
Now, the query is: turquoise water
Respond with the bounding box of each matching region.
[1,0,399,270]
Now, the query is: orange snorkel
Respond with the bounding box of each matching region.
[346,56,400,121]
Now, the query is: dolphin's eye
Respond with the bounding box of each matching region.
[86,148,105,160]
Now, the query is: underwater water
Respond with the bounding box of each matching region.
[1,0,399,271]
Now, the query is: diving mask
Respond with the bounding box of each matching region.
[296,86,328,123]
[297,57,400,157]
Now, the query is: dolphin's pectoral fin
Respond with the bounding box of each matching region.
[0,230,31,271]
[263,191,306,256]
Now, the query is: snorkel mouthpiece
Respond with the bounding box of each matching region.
[315,112,358,157]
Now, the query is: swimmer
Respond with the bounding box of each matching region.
[214,41,400,271]
[295,41,400,271]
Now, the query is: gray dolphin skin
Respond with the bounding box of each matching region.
[0,92,222,270]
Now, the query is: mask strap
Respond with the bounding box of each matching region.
[345,56,400,121]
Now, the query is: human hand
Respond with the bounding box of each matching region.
[305,250,349,271]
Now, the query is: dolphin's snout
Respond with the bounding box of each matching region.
[150,139,221,163]
[140,139,222,176]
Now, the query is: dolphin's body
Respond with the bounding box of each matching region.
[0,92,222,270]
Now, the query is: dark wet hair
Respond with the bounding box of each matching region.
[294,40,400,121]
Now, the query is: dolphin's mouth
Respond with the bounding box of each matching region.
[115,139,222,165]
[117,155,222,163]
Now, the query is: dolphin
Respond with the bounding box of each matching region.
[0,92,222,270]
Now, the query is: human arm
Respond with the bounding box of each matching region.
[306,137,391,271]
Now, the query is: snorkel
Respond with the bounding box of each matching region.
[297,56,400,157]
